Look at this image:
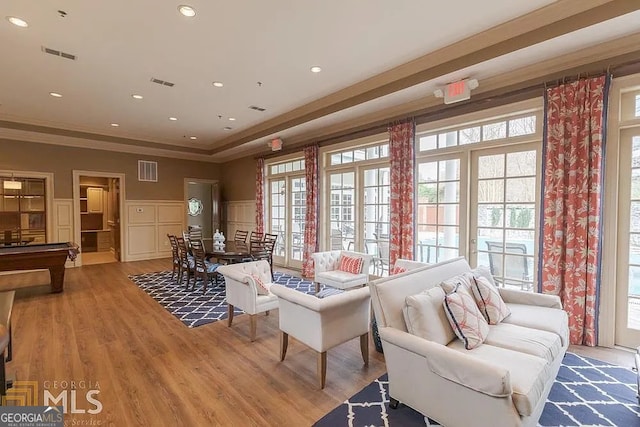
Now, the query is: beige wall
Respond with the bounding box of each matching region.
[220,156,256,201]
[0,139,220,199]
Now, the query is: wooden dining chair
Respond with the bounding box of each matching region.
[167,234,181,280]
[250,231,264,242]
[190,239,221,293]
[234,230,249,243]
[176,237,193,287]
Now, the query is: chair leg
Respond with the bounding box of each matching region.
[317,351,327,389]
[360,333,369,366]
[249,315,257,342]
[279,331,288,361]
[265,310,269,316]
[227,304,234,326]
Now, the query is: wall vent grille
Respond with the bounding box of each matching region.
[150,77,175,87]
[138,160,158,182]
[248,105,266,112]
[41,46,77,61]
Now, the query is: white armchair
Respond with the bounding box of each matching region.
[311,250,372,293]
[270,285,371,389]
[216,260,279,341]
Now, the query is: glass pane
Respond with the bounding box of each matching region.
[270,165,277,174]
[366,146,379,159]
[437,226,459,247]
[483,122,507,140]
[478,155,504,179]
[285,163,292,172]
[630,233,640,266]
[506,151,537,177]
[508,116,536,136]
[459,127,481,145]
[342,152,353,163]
[630,266,640,297]
[330,153,341,165]
[278,164,285,174]
[364,169,377,185]
[439,159,460,181]
[631,201,640,232]
[636,94,640,117]
[354,149,366,161]
[380,144,389,157]
[478,205,504,227]
[438,182,459,203]
[417,204,437,225]
[506,205,535,229]
[418,183,437,203]
[506,177,536,202]
[478,180,504,203]
[343,173,355,188]
[506,230,535,254]
[418,162,437,182]
[419,134,437,151]
[632,137,640,168]
[477,228,504,246]
[438,131,457,148]
[438,204,459,225]
[632,169,640,200]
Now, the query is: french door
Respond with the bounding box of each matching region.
[615,128,640,347]
[268,175,306,269]
[469,143,540,291]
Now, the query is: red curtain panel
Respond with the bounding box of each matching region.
[302,145,319,277]
[255,158,265,234]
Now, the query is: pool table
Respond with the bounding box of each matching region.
[0,242,79,293]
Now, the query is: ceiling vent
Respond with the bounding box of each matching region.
[138,160,158,182]
[150,77,175,87]
[41,46,77,61]
[249,105,266,112]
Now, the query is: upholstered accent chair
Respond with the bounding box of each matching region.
[270,285,371,389]
[311,250,372,293]
[216,260,279,341]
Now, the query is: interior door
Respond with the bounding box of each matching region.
[469,143,540,291]
[615,129,640,347]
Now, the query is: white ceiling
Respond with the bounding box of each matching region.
[0,0,639,162]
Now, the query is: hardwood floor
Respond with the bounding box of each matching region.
[8,259,387,426]
[6,259,636,425]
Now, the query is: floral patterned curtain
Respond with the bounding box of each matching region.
[302,145,319,277]
[255,158,265,234]
[388,120,415,267]
[540,75,609,346]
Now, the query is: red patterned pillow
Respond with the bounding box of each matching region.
[338,255,364,274]
[470,275,511,325]
[390,265,407,275]
[251,274,271,295]
[443,284,489,350]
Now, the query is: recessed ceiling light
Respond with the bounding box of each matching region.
[178,5,196,17]
[228,117,236,121]
[49,92,62,98]
[110,123,119,127]
[310,66,322,73]
[131,94,143,100]
[212,81,224,88]
[7,16,28,28]
[169,117,178,121]
[189,136,197,140]
[223,126,232,131]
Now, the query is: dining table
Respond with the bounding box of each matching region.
[206,241,252,264]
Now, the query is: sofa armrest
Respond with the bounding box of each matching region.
[216,267,251,284]
[379,327,512,398]
[498,288,562,309]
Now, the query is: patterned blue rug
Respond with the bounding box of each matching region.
[128,270,315,328]
[314,353,640,427]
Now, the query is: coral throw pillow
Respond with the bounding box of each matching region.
[338,255,363,274]
[443,284,489,350]
[470,276,511,325]
[390,265,407,275]
[251,274,271,295]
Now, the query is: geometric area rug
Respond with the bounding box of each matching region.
[313,352,640,427]
[128,270,316,328]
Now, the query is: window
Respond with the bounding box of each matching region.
[329,143,389,166]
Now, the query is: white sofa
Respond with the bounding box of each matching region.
[369,257,569,427]
[312,250,372,293]
[216,260,279,341]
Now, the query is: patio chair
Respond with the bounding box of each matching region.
[485,241,531,290]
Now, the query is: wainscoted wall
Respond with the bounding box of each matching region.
[125,200,184,261]
[224,200,256,239]
[53,198,76,267]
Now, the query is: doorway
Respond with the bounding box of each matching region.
[73,171,125,266]
[184,179,220,248]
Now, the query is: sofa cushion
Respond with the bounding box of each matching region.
[338,255,363,274]
[470,276,511,324]
[503,303,569,347]
[485,323,563,363]
[251,274,271,295]
[315,270,366,288]
[443,284,489,350]
[447,341,552,416]
[403,287,455,345]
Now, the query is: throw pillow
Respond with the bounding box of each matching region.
[470,275,511,325]
[404,287,456,345]
[338,255,363,274]
[440,272,475,294]
[251,274,271,295]
[472,265,497,288]
[443,284,489,350]
[390,265,407,275]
